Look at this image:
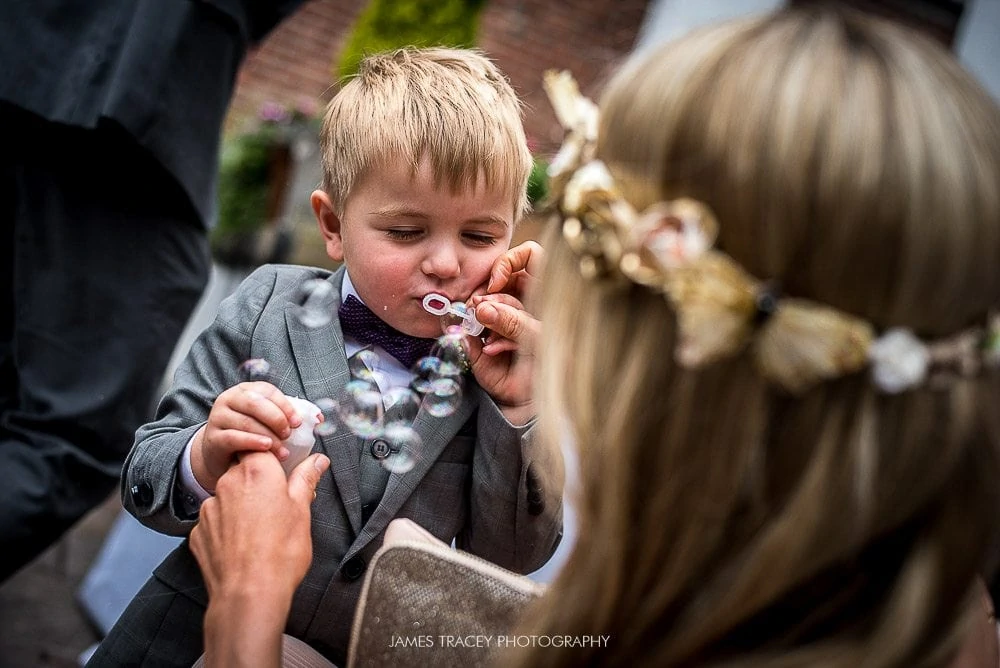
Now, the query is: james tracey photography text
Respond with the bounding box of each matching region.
[389,635,611,649]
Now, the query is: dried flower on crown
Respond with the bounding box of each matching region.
[542,70,998,395]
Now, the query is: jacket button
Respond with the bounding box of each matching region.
[130,482,154,508]
[342,556,366,581]
[370,439,391,460]
[526,463,544,515]
[526,463,542,492]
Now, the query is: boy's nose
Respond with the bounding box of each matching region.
[421,244,461,279]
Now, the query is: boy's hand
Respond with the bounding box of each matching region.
[192,382,303,492]
[467,242,545,425]
[485,240,543,300]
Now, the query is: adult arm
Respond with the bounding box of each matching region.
[191,451,329,668]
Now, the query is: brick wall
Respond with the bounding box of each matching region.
[225,0,364,134]
[227,0,651,155]
[479,0,650,154]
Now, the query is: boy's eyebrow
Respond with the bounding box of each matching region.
[371,206,430,220]
[464,215,510,229]
[372,206,510,229]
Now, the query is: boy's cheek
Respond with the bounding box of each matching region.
[465,254,505,298]
[468,272,493,298]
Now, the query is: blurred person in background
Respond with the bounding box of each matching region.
[0,0,309,582]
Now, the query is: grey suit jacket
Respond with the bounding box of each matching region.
[118,265,563,664]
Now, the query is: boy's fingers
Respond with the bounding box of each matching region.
[266,388,303,428]
[475,301,538,351]
[470,292,525,311]
[208,430,276,459]
[241,382,302,429]
[473,295,527,355]
[214,407,284,445]
[232,389,294,439]
[487,241,544,293]
[288,454,330,505]
[482,338,519,356]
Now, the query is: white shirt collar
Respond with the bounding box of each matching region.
[341,269,361,304]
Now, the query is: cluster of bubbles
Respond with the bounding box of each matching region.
[236,278,476,474]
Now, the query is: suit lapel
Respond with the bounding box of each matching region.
[346,384,477,557]
[284,267,363,536]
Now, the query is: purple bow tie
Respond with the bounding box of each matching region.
[338,295,436,369]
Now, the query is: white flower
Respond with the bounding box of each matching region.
[867,328,930,393]
[544,69,598,140]
[575,96,599,143]
[547,135,583,181]
[562,160,616,214]
[637,201,714,269]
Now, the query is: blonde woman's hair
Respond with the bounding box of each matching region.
[519,7,1000,667]
[319,47,533,220]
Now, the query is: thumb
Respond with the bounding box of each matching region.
[476,302,538,352]
[288,453,330,504]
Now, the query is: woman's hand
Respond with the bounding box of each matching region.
[190,452,329,668]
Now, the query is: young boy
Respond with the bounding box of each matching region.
[90,48,563,667]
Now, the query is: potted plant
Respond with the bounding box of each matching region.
[211,98,320,268]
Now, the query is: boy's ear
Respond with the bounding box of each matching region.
[311,190,344,262]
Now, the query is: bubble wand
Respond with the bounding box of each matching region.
[421,293,485,336]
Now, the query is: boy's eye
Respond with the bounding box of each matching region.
[463,232,497,246]
[385,228,423,241]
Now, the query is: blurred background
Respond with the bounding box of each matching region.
[0,0,995,665]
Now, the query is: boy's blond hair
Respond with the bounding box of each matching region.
[521,6,1000,667]
[319,47,533,220]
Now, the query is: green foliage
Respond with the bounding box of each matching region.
[338,0,487,81]
[214,100,320,238]
[527,157,550,208]
[215,130,275,236]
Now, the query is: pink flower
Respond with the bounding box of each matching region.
[258,101,290,123]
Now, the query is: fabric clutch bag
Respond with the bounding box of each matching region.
[347,540,545,668]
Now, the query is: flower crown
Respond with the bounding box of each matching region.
[542,70,1000,394]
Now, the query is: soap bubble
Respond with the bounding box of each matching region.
[292,278,337,328]
[337,379,384,438]
[382,387,421,426]
[313,397,339,437]
[381,423,422,473]
[238,358,273,383]
[410,356,443,394]
[422,377,463,417]
[347,348,381,384]
[431,327,470,377]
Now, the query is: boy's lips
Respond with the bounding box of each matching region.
[420,291,456,302]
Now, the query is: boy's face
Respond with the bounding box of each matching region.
[312,156,516,339]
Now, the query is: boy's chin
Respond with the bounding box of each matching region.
[411,326,445,340]
[391,321,441,340]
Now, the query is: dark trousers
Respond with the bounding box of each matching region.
[0,108,210,581]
